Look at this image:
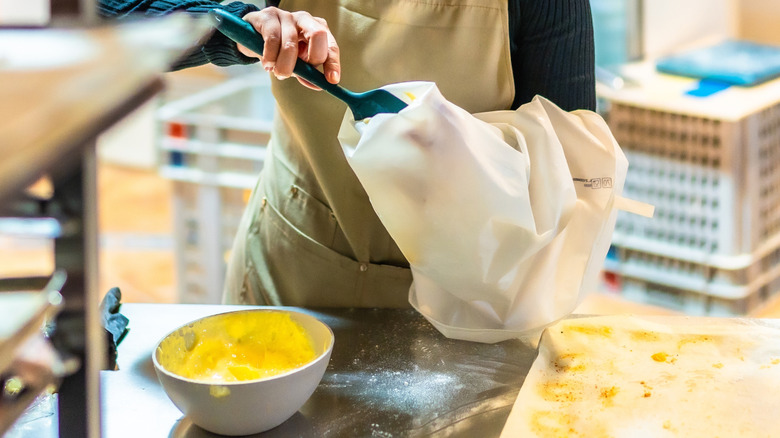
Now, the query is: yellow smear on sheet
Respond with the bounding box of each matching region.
[651,352,676,363]
[553,353,587,373]
[566,325,613,338]
[158,312,316,383]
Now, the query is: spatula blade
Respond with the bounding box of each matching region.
[351,89,408,120]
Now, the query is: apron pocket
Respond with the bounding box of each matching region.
[264,167,356,259]
[248,193,412,308]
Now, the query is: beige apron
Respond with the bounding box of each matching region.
[223,0,514,307]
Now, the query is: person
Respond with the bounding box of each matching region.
[100,0,596,308]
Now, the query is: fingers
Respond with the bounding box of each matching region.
[293,15,341,84]
[303,17,341,84]
[242,9,281,72]
[295,15,328,65]
[242,8,341,85]
[272,11,302,79]
[322,30,341,84]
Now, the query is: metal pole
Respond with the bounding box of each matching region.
[53,143,103,438]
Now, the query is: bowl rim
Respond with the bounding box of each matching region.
[152,308,335,385]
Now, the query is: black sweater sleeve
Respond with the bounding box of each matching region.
[508,0,596,111]
[99,0,261,70]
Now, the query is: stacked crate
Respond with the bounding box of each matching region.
[599,62,780,315]
[156,74,274,303]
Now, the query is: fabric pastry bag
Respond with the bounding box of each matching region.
[339,82,648,343]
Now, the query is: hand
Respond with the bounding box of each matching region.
[238,7,341,90]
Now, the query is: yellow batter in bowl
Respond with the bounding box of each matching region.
[156,311,317,383]
[152,309,334,436]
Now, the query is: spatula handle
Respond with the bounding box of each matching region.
[208,9,351,99]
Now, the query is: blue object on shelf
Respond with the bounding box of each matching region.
[656,40,780,87]
[170,151,184,167]
[606,245,619,262]
[686,79,733,97]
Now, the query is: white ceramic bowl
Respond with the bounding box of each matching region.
[152,309,334,436]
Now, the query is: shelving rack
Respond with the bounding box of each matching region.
[0,16,209,437]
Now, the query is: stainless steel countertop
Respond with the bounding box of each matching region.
[101,304,539,437]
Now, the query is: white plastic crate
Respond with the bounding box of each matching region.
[608,97,780,268]
[171,181,251,304]
[608,274,777,316]
[597,59,780,313]
[156,74,274,303]
[603,244,780,316]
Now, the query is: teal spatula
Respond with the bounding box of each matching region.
[208,9,408,120]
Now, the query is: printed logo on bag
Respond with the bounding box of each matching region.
[573,177,612,189]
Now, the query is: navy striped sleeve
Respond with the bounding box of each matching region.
[99,0,262,70]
